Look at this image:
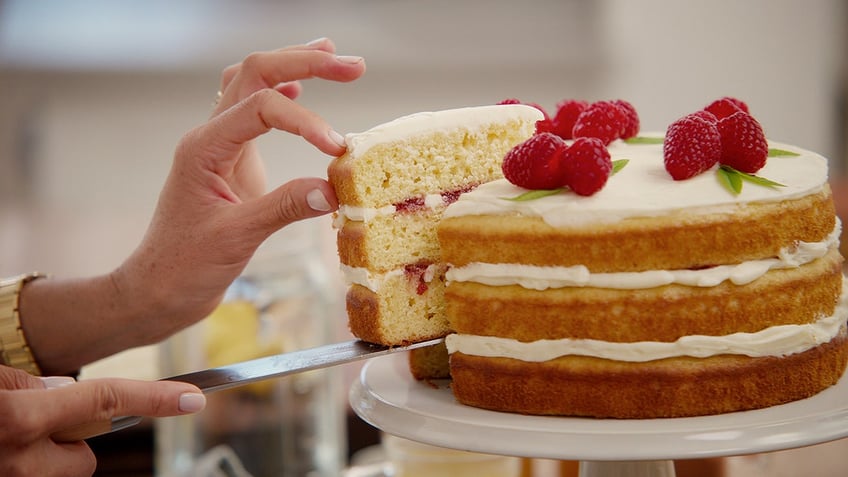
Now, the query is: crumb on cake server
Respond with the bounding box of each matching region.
[440,136,848,418]
[328,104,544,346]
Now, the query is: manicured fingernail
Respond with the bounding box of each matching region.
[328,129,346,148]
[40,376,76,389]
[335,55,364,64]
[307,189,332,212]
[306,37,328,47]
[179,392,206,413]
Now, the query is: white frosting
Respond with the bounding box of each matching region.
[334,193,447,227]
[446,222,841,290]
[344,104,545,160]
[340,264,402,292]
[341,263,440,292]
[445,283,848,362]
[443,138,830,227]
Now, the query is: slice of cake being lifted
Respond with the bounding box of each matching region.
[328,104,544,346]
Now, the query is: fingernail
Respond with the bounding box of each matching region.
[328,129,346,148]
[335,55,364,64]
[179,392,206,413]
[306,37,328,47]
[307,189,332,212]
[40,376,76,389]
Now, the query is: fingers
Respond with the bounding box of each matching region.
[199,88,348,160]
[219,38,337,92]
[31,378,205,435]
[238,178,338,238]
[215,40,364,115]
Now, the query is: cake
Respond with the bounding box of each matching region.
[327,104,544,346]
[440,103,848,417]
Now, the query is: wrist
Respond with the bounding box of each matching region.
[0,273,47,375]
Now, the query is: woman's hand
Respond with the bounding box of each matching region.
[0,365,205,477]
[123,38,366,341]
[19,39,366,373]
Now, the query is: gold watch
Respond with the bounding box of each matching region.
[0,273,45,375]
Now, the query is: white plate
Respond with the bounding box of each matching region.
[349,353,848,461]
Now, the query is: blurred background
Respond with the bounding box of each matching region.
[1,0,847,476]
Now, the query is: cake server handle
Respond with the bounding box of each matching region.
[52,337,445,442]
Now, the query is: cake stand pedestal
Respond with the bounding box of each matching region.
[349,354,848,477]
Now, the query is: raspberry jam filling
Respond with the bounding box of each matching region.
[404,262,432,295]
[393,184,478,214]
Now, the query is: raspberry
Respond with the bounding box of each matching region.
[548,99,589,140]
[663,114,722,180]
[689,109,718,124]
[721,96,750,113]
[704,97,747,120]
[502,132,568,190]
[716,111,768,173]
[562,137,612,196]
[535,118,555,135]
[613,99,640,139]
[572,100,627,145]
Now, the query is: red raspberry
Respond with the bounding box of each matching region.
[548,99,589,140]
[572,100,627,145]
[716,111,768,173]
[562,137,612,196]
[535,118,554,135]
[689,109,718,124]
[721,96,750,113]
[704,97,748,120]
[613,99,640,139]
[502,132,568,190]
[497,98,522,105]
[663,114,722,180]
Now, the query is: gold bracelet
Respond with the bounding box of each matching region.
[0,273,45,376]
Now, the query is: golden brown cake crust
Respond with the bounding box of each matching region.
[408,341,451,380]
[447,250,843,342]
[449,329,848,418]
[439,187,836,272]
[346,283,450,346]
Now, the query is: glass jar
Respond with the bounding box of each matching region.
[156,220,346,477]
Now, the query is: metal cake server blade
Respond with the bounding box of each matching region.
[52,337,444,442]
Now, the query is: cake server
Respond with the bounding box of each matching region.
[51,337,445,442]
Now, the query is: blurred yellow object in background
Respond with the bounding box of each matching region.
[203,299,283,396]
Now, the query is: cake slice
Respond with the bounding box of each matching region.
[328,104,543,345]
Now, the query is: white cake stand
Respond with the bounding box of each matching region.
[349,353,848,477]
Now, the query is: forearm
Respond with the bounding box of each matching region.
[16,272,160,375]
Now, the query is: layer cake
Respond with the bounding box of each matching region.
[440,137,848,418]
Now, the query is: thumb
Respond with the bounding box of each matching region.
[242,177,338,236]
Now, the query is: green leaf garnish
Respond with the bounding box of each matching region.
[612,159,629,174]
[717,165,785,195]
[502,188,566,201]
[624,136,664,145]
[768,148,800,157]
[717,167,743,195]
